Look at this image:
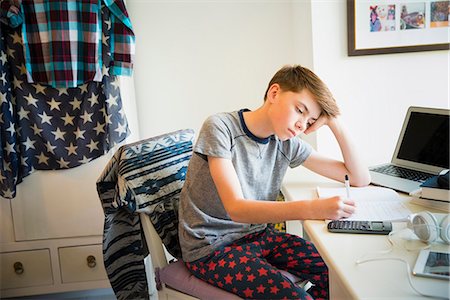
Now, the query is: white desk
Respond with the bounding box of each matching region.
[282,171,450,300]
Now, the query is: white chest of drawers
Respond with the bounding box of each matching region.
[0,157,112,298]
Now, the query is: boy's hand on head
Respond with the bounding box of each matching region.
[303,114,330,135]
[312,196,356,220]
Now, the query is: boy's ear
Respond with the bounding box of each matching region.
[267,84,280,103]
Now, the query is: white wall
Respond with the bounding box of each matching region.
[128,0,299,138]
[128,0,449,171]
[310,1,449,166]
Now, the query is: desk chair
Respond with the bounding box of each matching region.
[140,212,241,300]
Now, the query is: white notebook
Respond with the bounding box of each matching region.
[316,186,411,221]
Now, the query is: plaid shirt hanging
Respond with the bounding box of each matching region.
[0,4,131,199]
[2,0,134,88]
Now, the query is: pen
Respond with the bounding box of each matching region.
[345,174,350,199]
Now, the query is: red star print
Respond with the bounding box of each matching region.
[281,242,288,248]
[293,241,301,246]
[214,274,219,279]
[243,287,254,298]
[286,248,294,254]
[200,268,206,275]
[313,274,321,281]
[275,236,283,242]
[281,280,291,289]
[235,272,244,281]
[304,259,312,265]
[287,260,299,268]
[262,249,270,256]
[224,273,233,284]
[218,259,226,267]
[232,288,238,293]
[228,253,234,259]
[191,265,198,271]
[297,252,306,257]
[257,267,268,276]
[256,284,266,293]
[268,279,274,284]
[247,274,256,282]
[236,246,243,252]
[217,282,224,288]
[239,256,249,264]
[207,261,217,271]
[229,261,236,268]
[270,286,280,294]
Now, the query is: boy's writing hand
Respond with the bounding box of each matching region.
[312,196,355,220]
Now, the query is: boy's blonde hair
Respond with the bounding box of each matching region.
[264,65,340,117]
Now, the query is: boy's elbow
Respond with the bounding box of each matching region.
[224,199,248,223]
[227,207,245,223]
[352,172,372,187]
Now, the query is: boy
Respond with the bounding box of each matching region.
[178,65,371,299]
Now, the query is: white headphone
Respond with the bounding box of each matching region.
[407,211,450,244]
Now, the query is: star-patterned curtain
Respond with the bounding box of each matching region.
[0,5,130,199]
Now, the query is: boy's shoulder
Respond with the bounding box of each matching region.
[205,111,239,126]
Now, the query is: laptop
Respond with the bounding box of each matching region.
[369,106,449,194]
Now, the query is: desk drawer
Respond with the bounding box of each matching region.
[59,244,107,283]
[0,249,53,289]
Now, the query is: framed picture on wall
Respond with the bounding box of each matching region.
[347,0,450,56]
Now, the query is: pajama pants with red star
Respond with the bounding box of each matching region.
[185,226,329,300]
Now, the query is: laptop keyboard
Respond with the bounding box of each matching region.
[370,165,434,182]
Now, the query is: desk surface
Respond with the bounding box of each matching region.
[282,170,450,300]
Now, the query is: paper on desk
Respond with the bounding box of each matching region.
[316,186,411,221]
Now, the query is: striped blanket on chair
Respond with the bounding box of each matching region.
[96,129,194,300]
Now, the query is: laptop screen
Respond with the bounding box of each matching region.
[397,111,449,169]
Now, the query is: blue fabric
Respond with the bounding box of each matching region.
[96,129,194,300]
[0,15,129,199]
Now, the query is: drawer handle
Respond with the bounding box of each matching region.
[14,262,24,274]
[87,255,97,268]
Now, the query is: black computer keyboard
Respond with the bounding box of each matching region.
[370,165,434,182]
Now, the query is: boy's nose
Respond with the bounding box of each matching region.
[295,120,306,132]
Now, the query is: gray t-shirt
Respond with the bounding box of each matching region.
[178,109,312,262]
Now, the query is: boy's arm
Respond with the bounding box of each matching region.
[208,156,355,223]
[302,117,371,186]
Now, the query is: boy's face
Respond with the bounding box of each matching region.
[267,85,322,141]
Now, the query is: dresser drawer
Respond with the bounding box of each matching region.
[59,244,107,283]
[0,249,53,289]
